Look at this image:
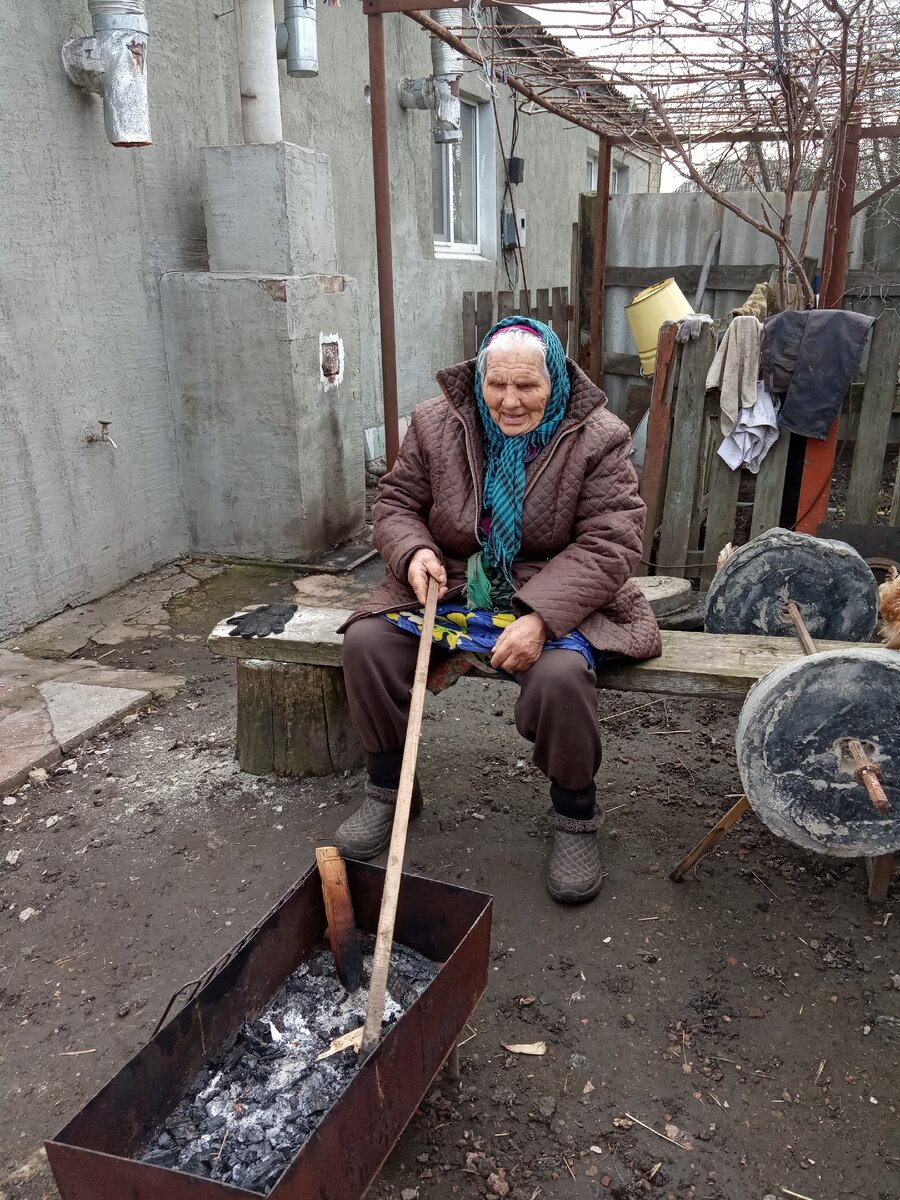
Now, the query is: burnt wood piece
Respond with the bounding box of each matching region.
[316,847,364,991]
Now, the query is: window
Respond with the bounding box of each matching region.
[611,162,630,194]
[433,100,480,254]
[587,152,631,195]
[586,152,598,192]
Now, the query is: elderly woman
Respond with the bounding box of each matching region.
[335,316,660,903]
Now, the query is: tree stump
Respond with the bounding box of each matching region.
[236,660,364,777]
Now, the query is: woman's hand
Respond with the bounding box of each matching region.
[407,548,448,605]
[490,613,547,673]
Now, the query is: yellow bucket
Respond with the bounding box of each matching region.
[625,278,695,375]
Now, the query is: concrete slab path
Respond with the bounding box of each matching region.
[0,650,183,794]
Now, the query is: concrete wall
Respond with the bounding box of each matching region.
[0,1,239,639]
[0,1,657,638]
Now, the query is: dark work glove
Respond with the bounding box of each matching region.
[226,603,297,638]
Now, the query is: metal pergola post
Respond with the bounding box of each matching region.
[362,0,896,482]
[367,10,401,470]
[794,115,862,534]
[589,135,612,387]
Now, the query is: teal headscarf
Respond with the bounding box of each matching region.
[467,316,571,609]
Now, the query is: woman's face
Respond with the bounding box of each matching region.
[482,347,551,437]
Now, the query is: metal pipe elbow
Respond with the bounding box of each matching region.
[62,8,151,147]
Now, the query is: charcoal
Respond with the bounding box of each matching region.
[139,942,436,1195]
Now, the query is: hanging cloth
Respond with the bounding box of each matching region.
[705,315,764,436]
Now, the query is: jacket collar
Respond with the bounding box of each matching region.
[435,358,608,435]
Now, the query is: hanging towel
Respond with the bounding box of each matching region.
[762,309,875,439]
[717,381,779,474]
[705,315,764,436]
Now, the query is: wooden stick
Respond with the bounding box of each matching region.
[623,1113,688,1150]
[669,795,751,881]
[316,846,363,991]
[847,739,892,813]
[359,577,440,1062]
[780,600,817,656]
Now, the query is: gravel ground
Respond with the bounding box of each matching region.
[1,564,898,1200]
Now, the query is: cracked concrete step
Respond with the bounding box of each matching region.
[0,652,184,794]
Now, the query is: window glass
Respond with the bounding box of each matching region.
[433,100,479,251]
[455,102,478,245]
[432,141,448,241]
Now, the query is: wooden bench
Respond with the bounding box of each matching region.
[208,608,855,778]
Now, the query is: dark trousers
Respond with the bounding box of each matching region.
[342,617,602,817]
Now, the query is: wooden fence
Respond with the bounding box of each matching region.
[461,287,571,359]
[641,309,900,585]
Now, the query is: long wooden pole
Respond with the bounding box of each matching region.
[359,577,439,1061]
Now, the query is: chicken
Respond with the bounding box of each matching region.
[878,566,900,650]
[716,541,736,571]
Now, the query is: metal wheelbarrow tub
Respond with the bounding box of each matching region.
[45,860,492,1200]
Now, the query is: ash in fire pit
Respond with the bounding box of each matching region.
[140,939,437,1194]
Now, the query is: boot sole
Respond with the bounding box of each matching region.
[546,876,603,904]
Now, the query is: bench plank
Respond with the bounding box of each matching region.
[210,611,855,701]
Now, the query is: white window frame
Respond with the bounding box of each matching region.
[611,161,630,195]
[586,150,599,192]
[433,96,497,262]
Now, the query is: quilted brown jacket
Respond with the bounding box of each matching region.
[344,358,662,660]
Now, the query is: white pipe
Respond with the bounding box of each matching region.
[235,0,283,144]
[431,10,465,79]
[61,0,151,147]
[283,0,318,77]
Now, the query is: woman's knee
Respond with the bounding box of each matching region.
[343,616,414,676]
[526,649,596,698]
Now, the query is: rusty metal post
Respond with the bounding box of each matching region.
[589,136,611,386]
[794,116,861,534]
[367,13,401,469]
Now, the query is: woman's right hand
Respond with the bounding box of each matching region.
[407,549,448,605]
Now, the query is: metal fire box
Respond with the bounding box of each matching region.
[46,860,492,1200]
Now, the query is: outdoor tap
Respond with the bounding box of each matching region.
[62,1,151,148]
[86,421,118,449]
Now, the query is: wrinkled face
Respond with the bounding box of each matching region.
[482,347,552,437]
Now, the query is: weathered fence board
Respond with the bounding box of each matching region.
[475,290,495,351]
[845,310,900,524]
[462,292,477,359]
[462,287,570,357]
[749,432,791,538]
[700,437,743,588]
[656,325,717,578]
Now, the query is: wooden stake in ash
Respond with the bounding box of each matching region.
[316,845,363,992]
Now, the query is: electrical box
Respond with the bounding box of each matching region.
[506,156,525,185]
[501,209,527,250]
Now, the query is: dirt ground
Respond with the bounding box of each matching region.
[1,563,897,1200]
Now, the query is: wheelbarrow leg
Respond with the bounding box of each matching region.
[444,1042,461,1082]
[864,853,895,902]
[670,795,751,881]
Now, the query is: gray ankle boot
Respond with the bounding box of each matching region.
[545,812,603,903]
[333,779,423,861]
